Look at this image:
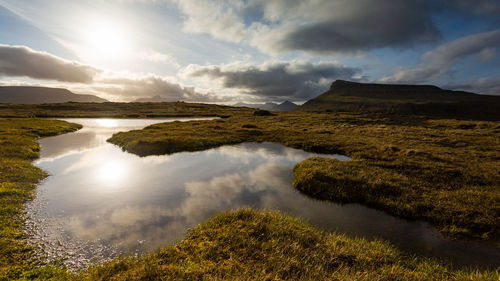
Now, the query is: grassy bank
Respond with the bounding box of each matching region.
[79,209,498,280]
[0,118,81,280]
[293,157,498,239]
[108,111,500,240]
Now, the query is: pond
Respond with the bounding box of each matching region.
[25,118,499,270]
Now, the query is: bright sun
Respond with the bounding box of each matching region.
[85,21,129,59]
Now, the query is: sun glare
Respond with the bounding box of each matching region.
[98,161,126,183]
[96,119,118,127]
[85,21,129,59]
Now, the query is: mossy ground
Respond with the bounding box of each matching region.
[108,111,500,240]
[0,118,81,280]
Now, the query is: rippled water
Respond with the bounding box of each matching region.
[25,118,499,270]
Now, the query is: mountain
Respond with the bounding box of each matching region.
[0,86,108,104]
[297,80,500,120]
[233,102,276,110]
[275,101,298,111]
[233,101,298,111]
[133,95,170,103]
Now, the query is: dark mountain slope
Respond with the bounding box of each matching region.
[298,80,500,120]
[0,86,107,104]
[275,101,298,111]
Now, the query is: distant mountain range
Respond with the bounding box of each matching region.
[0,86,108,104]
[298,80,500,120]
[233,101,298,111]
[2,82,498,120]
[133,95,170,103]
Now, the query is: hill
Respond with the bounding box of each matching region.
[275,100,299,111]
[0,86,108,104]
[133,95,170,102]
[298,80,500,120]
[234,101,298,111]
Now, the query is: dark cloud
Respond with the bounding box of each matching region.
[85,75,223,102]
[0,44,97,83]
[96,76,190,101]
[172,0,442,54]
[172,0,500,55]
[442,0,500,18]
[186,61,360,101]
[382,29,500,84]
[253,0,440,54]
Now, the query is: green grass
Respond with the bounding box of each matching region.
[0,114,498,280]
[107,111,500,240]
[0,118,81,280]
[78,209,498,281]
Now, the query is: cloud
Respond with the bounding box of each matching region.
[250,0,440,55]
[171,0,440,55]
[171,0,247,43]
[0,44,98,83]
[445,76,500,96]
[180,161,294,225]
[89,73,222,102]
[138,50,180,67]
[0,70,219,102]
[443,0,500,17]
[184,60,360,101]
[9,73,222,103]
[0,44,220,102]
[382,29,500,84]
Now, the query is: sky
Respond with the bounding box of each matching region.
[0,0,499,103]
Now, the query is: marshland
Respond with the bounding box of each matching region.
[0,101,498,280]
[1,1,500,280]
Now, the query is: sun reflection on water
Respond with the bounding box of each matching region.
[98,161,126,183]
[96,119,118,128]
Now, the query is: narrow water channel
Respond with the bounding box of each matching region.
[25,118,499,270]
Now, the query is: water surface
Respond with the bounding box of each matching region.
[25,118,499,270]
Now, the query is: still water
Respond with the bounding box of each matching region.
[25,118,499,270]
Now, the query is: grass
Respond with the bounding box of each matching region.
[0,110,498,279]
[0,118,81,280]
[108,111,500,240]
[78,209,498,280]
